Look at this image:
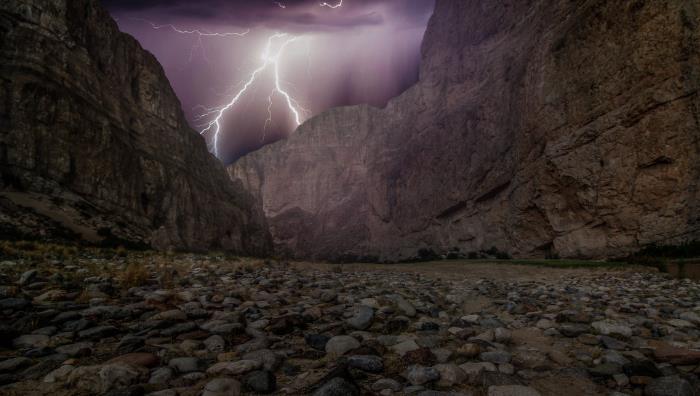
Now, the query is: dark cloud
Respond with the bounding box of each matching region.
[102,0,432,32]
[102,0,435,160]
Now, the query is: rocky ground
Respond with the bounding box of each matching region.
[0,246,699,396]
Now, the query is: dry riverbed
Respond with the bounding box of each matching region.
[0,246,698,396]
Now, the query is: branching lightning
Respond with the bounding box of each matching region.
[130,0,349,160]
[197,33,310,158]
[320,0,343,8]
[133,18,249,63]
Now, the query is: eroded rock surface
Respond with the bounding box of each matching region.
[0,0,270,254]
[230,0,700,261]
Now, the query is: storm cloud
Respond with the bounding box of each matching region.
[103,0,435,162]
[103,0,433,32]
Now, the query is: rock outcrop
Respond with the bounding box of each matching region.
[231,0,700,261]
[0,0,270,253]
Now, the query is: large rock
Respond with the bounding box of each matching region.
[230,0,700,261]
[653,344,700,365]
[644,376,694,396]
[67,363,148,394]
[488,385,542,396]
[0,0,270,254]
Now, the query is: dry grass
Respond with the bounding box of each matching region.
[115,246,128,257]
[0,240,79,260]
[75,289,94,304]
[153,255,180,288]
[121,261,150,288]
[331,264,344,274]
[0,241,271,290]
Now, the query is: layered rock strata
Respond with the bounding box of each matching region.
[231,0,700,261]
[0,0,270,253]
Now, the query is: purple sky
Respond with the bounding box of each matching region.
[103,0,435,162]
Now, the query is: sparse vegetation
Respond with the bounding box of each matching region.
[121,261,150,288]
[623,240,700,272]
[0,240,79,260]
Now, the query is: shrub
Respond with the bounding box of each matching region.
[121,261,149,288]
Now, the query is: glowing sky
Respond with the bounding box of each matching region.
[103,0,435,162]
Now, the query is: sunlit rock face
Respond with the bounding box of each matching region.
[0,0,271,254]
[230,0,700,261]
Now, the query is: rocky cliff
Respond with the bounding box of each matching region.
[0,0,271,253]
[230,0,700,261]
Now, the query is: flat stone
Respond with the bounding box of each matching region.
[236,337,269,354]
[372,378,402,392]
[313,376,359,396]
[653,344,700,365]
[168,357,201,373]
[151,309,187,321]
[242,349,282,371]
[480,351,512,364]
[78,325,118,339]
[347,355,383,373]
[325,335,360,357]
[55,342,93,357]
[148,367,173,385]
[391,295,416,317]
[68,363,148,394]
[679,311,700,325]
[33,289,67,303]
[43,365,75,383]
[203,377,241,396]
[591,321,632,338]
[204,335,226,352]
[243,370,276,394]
[434,364,466,387]
[667,319,694,328]
[107,352,159,368]
[0,357,32,373]
[457,343,481,358]
[0,298,29,311]
[589,363,623,377]
[600,335,627,350]
[13,334,50,349]
[558,323,590,337]
[392,339,421,356]
[19,270,38,286]
[403,365,440,386]
[644,375,694,396]
[487,385,542,396]
[459,362,497,383]
[623,360,662,378]
[305,334,330,351]
[346,305,374,330]
[494,328,511,343]
[207,359,262,375]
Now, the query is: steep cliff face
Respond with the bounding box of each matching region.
[231,0,700,261]
[0,0,271,253]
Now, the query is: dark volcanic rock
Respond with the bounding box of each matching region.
[230,0,700,261]
[0,0,270,254]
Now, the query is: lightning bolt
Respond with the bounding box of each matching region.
[132,18,249,63]
[320,0,343,8]
[198,33,310,158]
[273,1,287,8]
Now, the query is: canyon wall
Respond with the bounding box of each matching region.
[231,0,700,261]
[0,0,271,253]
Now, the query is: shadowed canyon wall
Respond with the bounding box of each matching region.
[0,0,271,254]
[230,0,700,261]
